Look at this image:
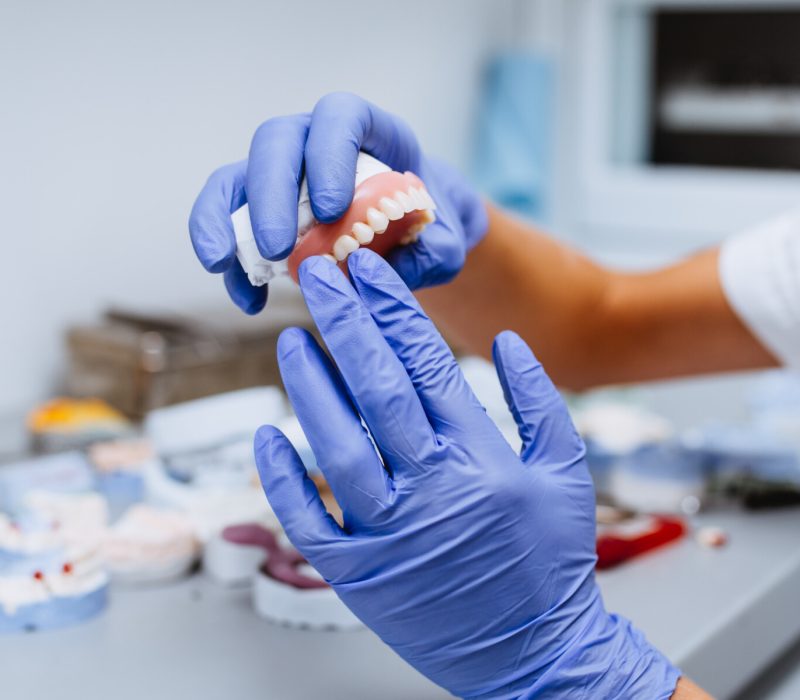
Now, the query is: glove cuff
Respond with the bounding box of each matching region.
[524,597,681,700]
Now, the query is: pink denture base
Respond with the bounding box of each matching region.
[287,170,431,282]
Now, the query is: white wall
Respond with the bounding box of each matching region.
[0,0,508,413]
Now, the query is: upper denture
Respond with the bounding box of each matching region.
[286,170,437,282]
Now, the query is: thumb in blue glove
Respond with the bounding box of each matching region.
[255,250,680,699]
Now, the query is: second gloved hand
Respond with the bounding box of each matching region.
[188,93,488,315]
[255,250,680,699]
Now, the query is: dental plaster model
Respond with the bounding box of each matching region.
[232,152,437,285]
[101,505,199,583]
[89,439,154,506]
[254,551,361,631]
[143,458,277,542]
[0,452,96,514]
[0,511,109,633]
[145,387,288,487]
[24,491,109,539]
[203,468,341,586]
[203,523,272,586]
[214,523,361,630]
[143,388,286,540]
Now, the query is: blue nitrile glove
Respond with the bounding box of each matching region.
[254,250,680,699]
[188,92,488,315]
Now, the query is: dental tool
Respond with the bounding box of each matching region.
[232,152,436,286]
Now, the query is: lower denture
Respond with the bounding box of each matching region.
[286,170,436,282]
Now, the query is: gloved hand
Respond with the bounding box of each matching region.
[188,92,488,314]
[255,249,680,699]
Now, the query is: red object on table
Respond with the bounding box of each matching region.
[596,516,687,570]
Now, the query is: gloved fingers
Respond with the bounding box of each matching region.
[385,218,466,289]
[246,113,310,261]
[298,256,439,474]
[305,92,421,223]
[223,258,268,315]
[188,160,247,273]
[347,250,489,437]
[425,158,489,250]
[492,331,586,468]
[254,425,344,554]
[277,327,394,526]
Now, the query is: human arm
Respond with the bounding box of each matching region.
[673,677,714,699]
[417,204,779,391]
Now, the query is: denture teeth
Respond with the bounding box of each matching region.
[409,187,427,210]
[322,253,337,264]
[333,235,360,261]
[420,209,436,224]
[379,197,404,221]
[352,222,374,245]
[395,190,414,213]
[407,222,425,235]
[366,207,389,233]
[421,189,437,211]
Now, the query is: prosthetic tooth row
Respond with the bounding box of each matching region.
[333,234,359,261]
[379,197,404,221]
[367,207,389,233]
[352,222,374,245]
[329,185,436,263]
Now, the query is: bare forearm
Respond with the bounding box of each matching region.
[672,676,714,699]
[417,205,613,389]
[598,245,777,384]
[417,205,777,390]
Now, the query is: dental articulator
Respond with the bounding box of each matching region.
[233,153,437,285]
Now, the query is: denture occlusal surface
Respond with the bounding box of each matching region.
[287,170,435,282]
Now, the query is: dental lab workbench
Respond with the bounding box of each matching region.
[0,505,798,699]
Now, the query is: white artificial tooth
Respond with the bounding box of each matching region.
[352,222,374,245]
[407,222,425,235]
[421,189,437,210]
[421,209,436,224]
[322,254,337,264]
[395,190,414,213]
[409,187,426,210]
[379,197,404,221]
[333,235,359,261]
[366,207,389,233]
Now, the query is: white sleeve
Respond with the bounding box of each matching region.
[719,211,800,369]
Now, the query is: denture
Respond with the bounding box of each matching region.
[233,153,437,286]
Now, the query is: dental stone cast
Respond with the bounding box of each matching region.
[232,152,437,286]
[0,496,110,632]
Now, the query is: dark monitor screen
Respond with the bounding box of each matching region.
[650,9,800,170]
